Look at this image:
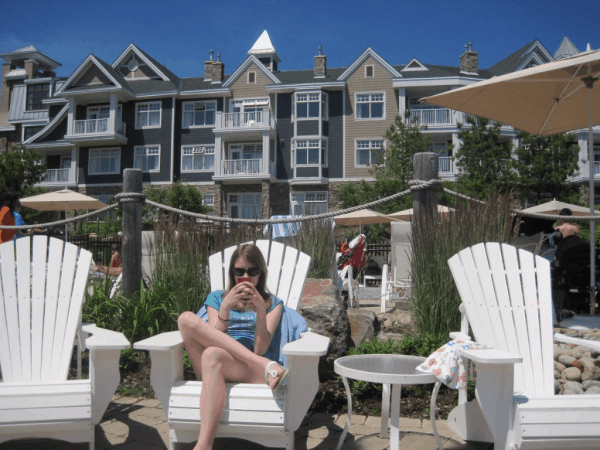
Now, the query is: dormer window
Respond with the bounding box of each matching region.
[365,65,374,78]
[248,72,256,84]
[26,83,49,111]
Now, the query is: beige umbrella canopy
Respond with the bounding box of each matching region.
[422,49,600,312]
[388,205,455,221]
[21,188,107,240]
[333,210,398,231]
[522,200,599,217]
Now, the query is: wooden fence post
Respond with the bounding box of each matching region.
[122,169,143,296]
[412,152,439,222]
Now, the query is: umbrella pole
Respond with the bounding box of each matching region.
[586,80,596,315]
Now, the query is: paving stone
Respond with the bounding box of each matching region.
[307,426,339,439]
[364,416,385,428]
[125,421,167,446]
[348,424,381,436]
[111,396,141,405]
[399,432,444,449]
[99,419,130,437]
[129,406,168,421]
[112,441,164,450]
[135,398,162,408]
[102,432,128,446]
[340,433,388,450]
[335,413,367,426]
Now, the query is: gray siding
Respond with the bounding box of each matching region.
[328,91,344,179]
[8,85,49,122]
[322,120,329,137]
[40,116,67,142]
[276,93,293,180]
[322,167,329,178]
[296,120,319,136]
[296,167,319,177]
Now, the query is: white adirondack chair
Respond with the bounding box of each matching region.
[0,236,130,449]
[446,242,600,450]
[134,239,330,450]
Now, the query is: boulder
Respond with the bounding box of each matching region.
[346,308,380,349]
[299,278,353,379]
[561,367,582,382]
[582,380,600,390]
[554,379,560,394]
[581,359,600,381]
[558,354,584,370]
[563,381,584,394]
[584,386,600,394]
[554,361,566,373]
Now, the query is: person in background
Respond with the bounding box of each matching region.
[13,200,42,241]
[91,243,123,276]
[0,192,18,244]
[554,208,580,239]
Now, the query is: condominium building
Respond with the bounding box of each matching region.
[1,33,597,216]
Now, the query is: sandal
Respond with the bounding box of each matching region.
[264,361,288,391]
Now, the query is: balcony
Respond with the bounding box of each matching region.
[408,108,507,129]
[570,161,600,183]
[214,111,276,140]
[66,118,127,146]
[41,168,75,186]
[213,158,276,184]
[438,157,457,179]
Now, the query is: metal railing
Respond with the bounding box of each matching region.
[73,119,126,135]
[438,157,454,174]
[222,158,263,175]
[43,168,72,184]
[409,108,452,125]
[216,111,275,129]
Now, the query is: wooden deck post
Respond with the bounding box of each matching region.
[412,152,439,222]
[122,169,143,296]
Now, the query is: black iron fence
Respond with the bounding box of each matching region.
[67,235,121,266]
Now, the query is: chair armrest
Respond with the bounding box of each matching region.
[281,331,330,356]
[133,331,184,351]
[449,332,472,341]
[554,332,600,351]
[82,324,130,350]
[459,348,522,364]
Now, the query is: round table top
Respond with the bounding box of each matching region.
[334,354,436,385]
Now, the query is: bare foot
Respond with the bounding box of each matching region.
[265,362,286,389]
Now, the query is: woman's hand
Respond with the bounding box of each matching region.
[221,282,260,311]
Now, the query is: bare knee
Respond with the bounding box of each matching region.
[201,347,230,371]
[178,311,200,333]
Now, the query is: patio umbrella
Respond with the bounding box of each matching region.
[21,188,107,241]
[422,48,600,312]
[522,200,600,217]
[388,205,455,221]
[333,209,397,233]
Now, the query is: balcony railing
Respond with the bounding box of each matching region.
[438,157,454,174]
[43,168,72,184]
[407,107,503,128]
[579,161,600,178]
[215,111,275,130]
[222,159,263,175]
[73,119,126,136]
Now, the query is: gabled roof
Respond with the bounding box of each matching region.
[56,54,130,94]
[488,39,553,75]
[0,45,61,68]
[402,58,428,72]
[554,36,580,60]
[222,54,281,88]
[112,43,180,85]
[23,104,69,145]
[337,47,402,81]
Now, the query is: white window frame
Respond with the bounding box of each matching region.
[290,191,328,216]
[88,147,121,175]
[181,145,215,172]
[293,91,328,121]
[134,145,161,172]
[22,125,45,142]
[355,92,385,120]
[202,194,214,206]
[227,193,262,219]
[292,138,328,167]
[182,100,217,128]
[365,65,374,78]
[248,71,256,84]
[135,101,162,129]
[355,139,384,167]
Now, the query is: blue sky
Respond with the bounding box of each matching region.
[2,0,599,79]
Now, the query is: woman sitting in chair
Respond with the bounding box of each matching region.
[178,243,288,450]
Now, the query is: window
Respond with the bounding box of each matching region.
[248,72,256,84]
[84,105,123,133]
[294,139,327,166]
[89,148,120,175]
[135,101,161,128]
[202,194,214,206]
[183,101,216,127]
[134,145,160,172]
[356,93,384,119]
[356,140,384,166]
[294,92,328,120]
[24,125,45,141]
[228,193,262,219]
[182,145,215,172]
[365,65,374,78]
[26,83,49,111]
[291,192,328,215]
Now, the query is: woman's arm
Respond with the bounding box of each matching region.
[253,301,283,356]
[206,305,229,332]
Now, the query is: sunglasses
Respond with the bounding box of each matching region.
[232,267,261,277]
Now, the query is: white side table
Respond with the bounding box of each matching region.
[334,354,444,450]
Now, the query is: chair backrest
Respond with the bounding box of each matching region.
[0,236,92,383]
[208,239,311,310]
[448,242,554,398]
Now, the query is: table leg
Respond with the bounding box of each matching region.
[336,375,352,450]
[430,381,444,450]
[390,383,402,450]
[380,383,390,438]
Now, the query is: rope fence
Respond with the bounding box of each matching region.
[1,179,598,230]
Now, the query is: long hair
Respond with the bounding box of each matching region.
[226,243,271,311]
[2,191,18,214]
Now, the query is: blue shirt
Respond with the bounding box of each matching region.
[13,211,26,241]
[199,290,283,353]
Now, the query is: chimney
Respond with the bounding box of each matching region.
[0,64,13,126]
[204,50,215,81]
[212,52,224,83]
[460,42,478,74]
[314,45,327,78]
[24,60,38,79]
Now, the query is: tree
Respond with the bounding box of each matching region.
[337,114,432,214]
[454,116,516,198]
[144,180,209,220]
[511,131,579,206]
[0,145,46,200]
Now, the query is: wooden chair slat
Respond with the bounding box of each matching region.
[31,235,48,381]
[15,238,32,382]
[536,255,555,397]
[287,252,311,310]
[277,247,298,305]
[40,238,63,381]
[209,252,225,292]
[266,241,284,297]
[223,246,237,291]
[1,241,21,381]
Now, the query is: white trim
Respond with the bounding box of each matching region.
[78,181,176,188]
[520,40,554,64]
[23,81,50,112]
[248,71,256,84]
[291,137,328,168]
[266,81,345,92]
[23,77,53,84]
[365,65,374,78]
[355,91,386,120]
[393,76,484,88]
[135,91,179,98]
[171,96,175,183]
[134,144,161,173]
[227,192,262,219]
[88,147,121,175]
[56,55,123,94]
[42,98,68,105]
[23,104,69,145]
[354,138,385,168]
[135,100,162,129]
[202,194,215,206]
[337,47,402,81]
[342,88,346,179]
[179,87,231,97]
[22,124,48,143]
[293,91,328,121]
[516,52,547,71]
[182,100,217,128]
[181,144,216,173]
[402,58,428,71]
[111,44,171,82]
[222,55,281,88]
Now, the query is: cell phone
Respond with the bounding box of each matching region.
[238,277,251,283]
